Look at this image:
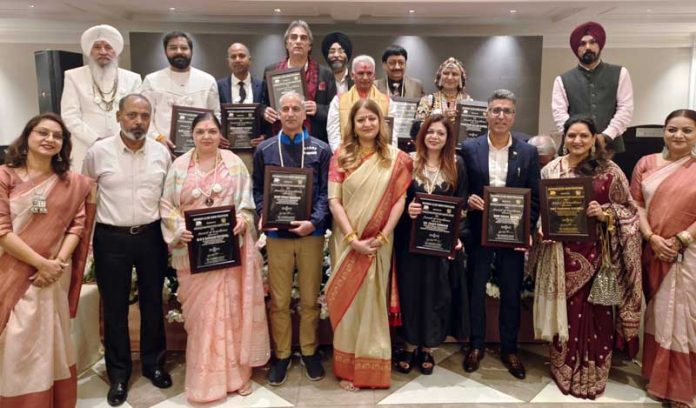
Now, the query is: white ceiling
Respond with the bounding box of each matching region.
[0,0,695,47]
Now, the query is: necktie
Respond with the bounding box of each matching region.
[238,81,247,103]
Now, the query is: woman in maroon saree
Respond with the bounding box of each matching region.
[533,115,642,399]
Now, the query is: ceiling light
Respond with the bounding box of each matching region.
[169,7,175,11]
[510,9,517,14]
[29,4,35,7]
[646,8,652,12]
[408,9,415,14]
[274,8,281,13]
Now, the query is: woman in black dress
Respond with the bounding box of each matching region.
[394,113,469,374]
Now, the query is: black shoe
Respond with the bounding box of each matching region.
[268,357,292,386]
[501,353,526,380]
[301,353,325,381]
[107,382,128,407]
[463,348,484,373]
[394,348,418,374]
[143,368,172,389]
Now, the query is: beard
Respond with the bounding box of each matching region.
[122,127,146,141]
[88,57,118,91]
[168,55,191,70]
[580,50,599,65]
[329,58,346,73]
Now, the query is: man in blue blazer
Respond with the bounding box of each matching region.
[217,42,265,146]
[459,89,540,380]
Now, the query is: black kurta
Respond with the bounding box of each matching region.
[394,156,470,347]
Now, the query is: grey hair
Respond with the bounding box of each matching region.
[118,93,151,112]
[351,55,375,73]
[279,91,306,107]
[284,20,313,44]
[488,89,517,105]
[527,135,557,156]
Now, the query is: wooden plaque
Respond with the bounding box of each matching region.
[482,186,531,248]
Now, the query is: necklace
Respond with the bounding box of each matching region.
[191,152,222,206]
[423,165,441,194]
[92,76,119,112]
[24,168,50,214]
[277,130,306,168]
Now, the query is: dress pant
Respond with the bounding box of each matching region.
[93,222,168,383]
[467,244,524,355]
[266,235,324,359]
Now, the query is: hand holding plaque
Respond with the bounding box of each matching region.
[481,187,531,248]
[539,177,596,241]
[265,68,308,110]
[184,206,241,273]
[170,105,214,156]
[262,166,313,229]
[409,193,464,258]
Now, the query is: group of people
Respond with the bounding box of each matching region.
[0,18,694,408]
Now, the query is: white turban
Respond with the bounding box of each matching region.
[81,24,124,56]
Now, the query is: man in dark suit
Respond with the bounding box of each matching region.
[459,89,540,380]
[261,20,336,144]
[217,42,265,147]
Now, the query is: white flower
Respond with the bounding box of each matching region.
[486,282,500,298]
[166,309,184,323]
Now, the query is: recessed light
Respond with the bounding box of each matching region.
[274,8,281,13]
[408,9,415,14]
[510,9,517,14]
[29,4,35,7]
[169,7,175,11]
[646,8,652,12]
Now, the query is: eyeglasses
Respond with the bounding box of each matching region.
[488,107,515,116]
[386,59,405,68]
[32,127,63,140]
[288,33,310,43]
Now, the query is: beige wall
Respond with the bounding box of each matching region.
[538,47,692,136]
[0,43,131,145]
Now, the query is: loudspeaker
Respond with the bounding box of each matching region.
[34,50,83,114]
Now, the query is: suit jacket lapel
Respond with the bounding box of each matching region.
[477,136,490,187]
[505,137,520,186]
[252,77,262,103]
[222,77,232,104]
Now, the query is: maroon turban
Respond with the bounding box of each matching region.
[569,21,606,57]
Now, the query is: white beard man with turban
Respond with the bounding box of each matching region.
[61,24,142,172]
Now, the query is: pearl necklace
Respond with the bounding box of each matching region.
[191,152,222,206]
[423,163,441,194]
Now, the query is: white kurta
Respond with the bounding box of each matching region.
[61,66,142,172]
[140,67,220,140]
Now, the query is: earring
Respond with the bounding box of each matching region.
[691,144,696,159]
[562,145,568,155]
[56,155,63,162]
[661,146,670,160]
[590,144,596,158]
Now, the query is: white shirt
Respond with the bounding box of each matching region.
[326,92,397,152]
[335,69,349,96]
[488,132,512,187]
[60,66,142,172]
[231,73,253,104]
[82,135,171,226]
[140,67,220,139]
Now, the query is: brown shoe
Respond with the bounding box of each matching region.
[463,348,484,372]
[501,353,526,379]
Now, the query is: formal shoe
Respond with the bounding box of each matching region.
[143,368,173,389]
[501,353,526,379]
[463,348,484,373]
[394,348,418,374]
[301,353,325,381]
[268,357,292,386]
[107,382,128,407]
[419,349,435,375]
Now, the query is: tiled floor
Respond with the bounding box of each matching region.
[77,344,664,407]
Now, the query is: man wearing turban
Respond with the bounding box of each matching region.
[551,21,633,155]
[321,32,354,96]
[61,24,142,171]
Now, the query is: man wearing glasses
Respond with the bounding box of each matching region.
[260,20,336,144]
[459,89,540,381]
[374,45,424,99]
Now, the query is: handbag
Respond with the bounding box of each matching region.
[588,214,621,306]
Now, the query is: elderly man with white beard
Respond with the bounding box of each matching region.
[61,24,142,172]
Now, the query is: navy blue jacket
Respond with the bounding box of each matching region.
[252,129,331,238]
[459,134,540,245]
[217,75,263,105]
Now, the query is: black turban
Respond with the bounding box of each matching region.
[321,32,353,64]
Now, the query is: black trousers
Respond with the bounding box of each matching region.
[93,223,168,383]
[466,244,524,355]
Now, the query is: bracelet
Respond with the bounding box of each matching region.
[376,231,389,245]
[343,232,358,244]
[676,231,694,248]
[646,232,655,242]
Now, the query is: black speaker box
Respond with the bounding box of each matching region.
[34,50,83,114]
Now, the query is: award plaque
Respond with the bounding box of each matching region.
[221,103,261,151]
[482,186,531,248]
[170,105,214,156]
[265,68,307,110]
[391,97,420,141]
[454,100,488,142]
[262,166,313,229]
[184,205,241,273]
[409,193,464,258]
[540,177,596,241]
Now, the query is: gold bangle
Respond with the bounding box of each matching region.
[676,231,693,247]
[343,232,358,244]
[376,231,389,245]
[646,232,655,242]
[155,134,166,143]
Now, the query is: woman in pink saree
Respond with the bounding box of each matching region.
[326,99,412,391]
[0,113,95,407]
[630,109,696,408]
[160,113,269,403]
[533,115,642,399]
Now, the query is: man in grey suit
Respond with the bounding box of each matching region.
[374,45,424,98]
